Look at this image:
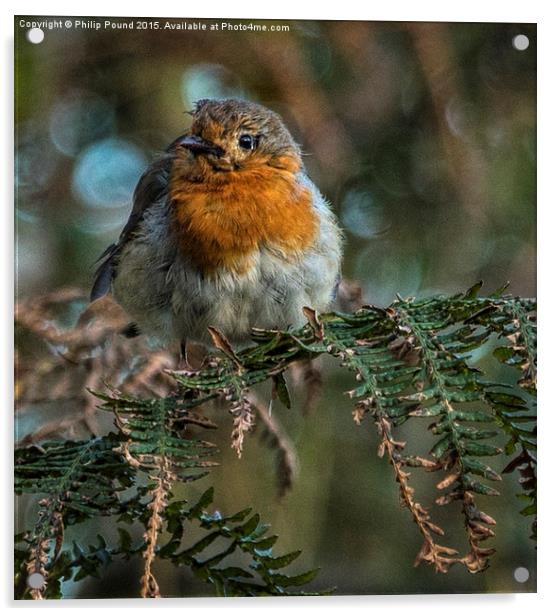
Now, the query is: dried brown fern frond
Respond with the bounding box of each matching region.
[375,415,458,573]
[140,458,174,598]
[229,395,256,457]
[15,289,177,442]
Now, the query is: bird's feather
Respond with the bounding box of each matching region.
[90,147,176,301]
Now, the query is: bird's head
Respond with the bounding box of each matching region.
[173,98,303,175]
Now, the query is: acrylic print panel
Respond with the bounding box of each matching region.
[14,15,536,599]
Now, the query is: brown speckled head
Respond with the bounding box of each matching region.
[179,98,302,172]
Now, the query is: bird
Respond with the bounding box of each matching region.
[91,98,343,353]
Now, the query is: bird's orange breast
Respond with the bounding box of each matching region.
[170,161,319,276]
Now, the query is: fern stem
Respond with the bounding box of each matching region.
[141,457,174,598]
[375,416,459,572]
[393,302,496,573]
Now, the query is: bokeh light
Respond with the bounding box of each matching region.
[355,242,424,306]
[72,138,147,209]
[16,223,57,292]
[445,98,478,141]
[16,121,59,199]
[49,92,116,157]
[340,188,389,239]
[181,63,247,108]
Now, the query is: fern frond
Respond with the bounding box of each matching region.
[166,288,535,574]
[297,307,461,571]
[376,416,459,573]
[388,296,502,572]
[16,486,328,598]
[15,437,131,598]
[15,285,537,595]
[467,294,537,538]
[485,299,537,394]
[487,390,537,539]
[95,391,219,596]
[162,488,327,596]
[95,391,218,479]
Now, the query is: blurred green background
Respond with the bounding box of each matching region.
[15,17,536,596]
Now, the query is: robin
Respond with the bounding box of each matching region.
[91,99,343,351]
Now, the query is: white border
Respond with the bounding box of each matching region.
[3,1,557,613]
[0,0,547,22]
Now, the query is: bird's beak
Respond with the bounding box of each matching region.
[177,135,224,158]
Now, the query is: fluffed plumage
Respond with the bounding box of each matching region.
[92,99,343,346]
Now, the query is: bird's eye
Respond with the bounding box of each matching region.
[238,134,256,150]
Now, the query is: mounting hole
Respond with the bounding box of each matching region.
[27,572,46,589]
[27,27,45,44]
[512,34,530,51]
[514,567,530,583]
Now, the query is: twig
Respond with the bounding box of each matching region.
[247,391,298,496]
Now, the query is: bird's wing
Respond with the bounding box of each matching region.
[90,149,175,301]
